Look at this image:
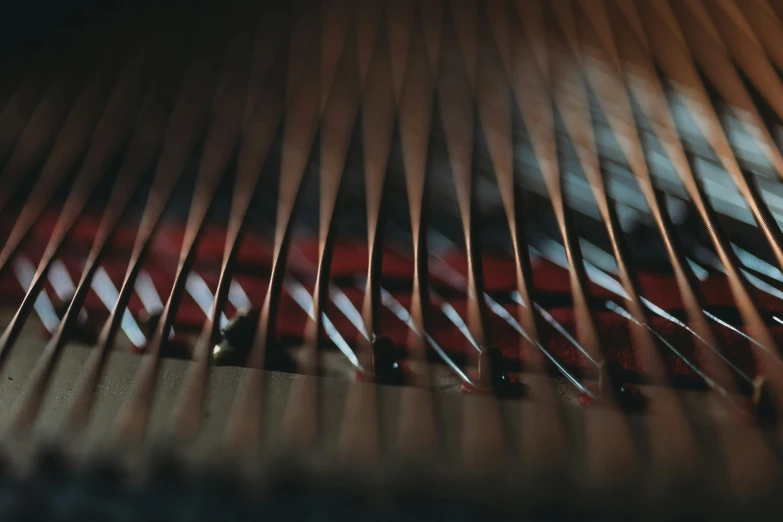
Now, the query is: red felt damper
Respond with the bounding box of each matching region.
[1,210,780,384]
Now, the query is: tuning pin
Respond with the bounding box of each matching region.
[212,309,295,372]
[472,346,524,398]
[751,376,776,426]
[598,360,646,412]
[137,309,190,358]
[264,336,296,373]
[370,335,404,385]
[52,294,72,320]
[212,309,257,367]
[477,346,503,388]
[51,293,97,345]
[138,309,161,338]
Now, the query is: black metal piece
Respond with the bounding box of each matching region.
[371,335,404,386]
[599,360,647,413]
[476,346,525,398]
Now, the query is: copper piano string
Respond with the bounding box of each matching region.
[438,0,511,466]
[0,17,184,435]
[530,231,775,491]
[0,25,162,431]
[278,18,361,449]
[700,0,783,143]
[61,10,231,435]
[547,8,701,479]
[557,0,715,483]
[338,10,392,459]
[358,9,395,374]
[374,230,586,394]
[564,2,772,418]
[481,69,571,473]
[6,33,185,434]
[669,0,783,366]
[11,257,59,336]
[271,1,359,452]
[13,9,740,378]
[479,0,540,370]
[223,1,325,454]
[684,233,783,359]
[111,18,255,446]
[422,239,597,397]
[615,8,783,484]
[508,1,605,384]
[428,230,641,480]
[635,0,783,412]
[0,32,102,211]
[556,5,730,480]
[286,5,418,456]
[563,0,684,390]
[530,157,779,489]
[172,5,388,446]
[285,278,362,371]
[393,3,441,457]
[608,0,780,382]
[0,46,64,165]
[217,1,422,456]
[283,246,375,458]
[288,244,367,366]
[422,231,608,473]
[531,238,748,397]
[384,214,588,474]
[739,0,783,79]
[0,27,136,258]
[535,176,780,369]
[230,2,438,456]
[661,0,783,181]
[1,0,783,494]
[574,0,779,461]
[514,1,641,485]
[437,0,488,359]
[169,13,291,441]
[243,7,288,128]
[382,1,410,116]
[532,200,778,491]
[472,3,572,469]
[423,227,599,380]
[32,47,188,434]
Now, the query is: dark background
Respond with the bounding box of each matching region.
[1,0,105,52]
